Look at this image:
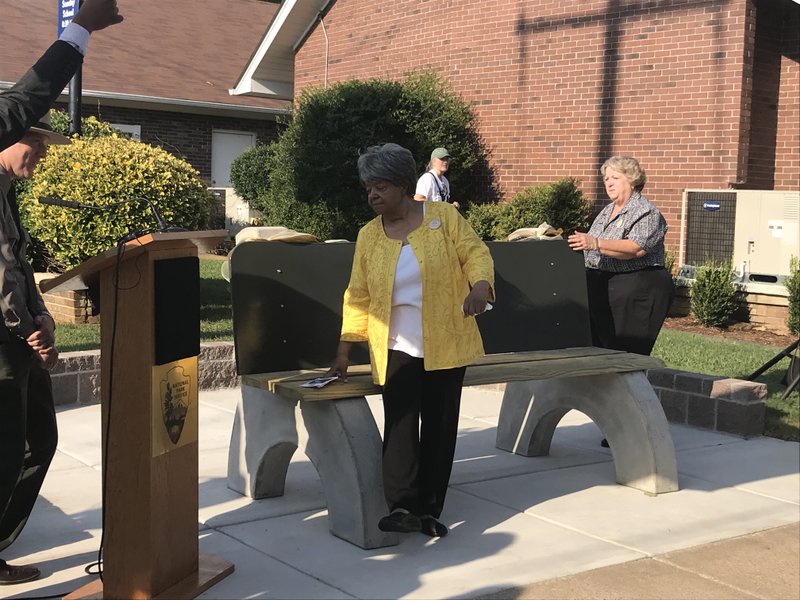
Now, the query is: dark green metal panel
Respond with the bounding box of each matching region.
[230,240,591,375]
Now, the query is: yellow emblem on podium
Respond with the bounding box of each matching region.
[151,357,198,457]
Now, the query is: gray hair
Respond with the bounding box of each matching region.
[357,143,417,195]
[601,156,647,192]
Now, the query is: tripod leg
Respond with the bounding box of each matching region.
[747,338,800,381]
[780,374,799,403]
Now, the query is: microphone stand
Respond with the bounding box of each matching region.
[39,195,186,243]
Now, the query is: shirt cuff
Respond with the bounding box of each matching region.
[59,22,90,56]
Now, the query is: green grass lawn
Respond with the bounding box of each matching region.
[653,330,798,441]
[55,258,232,352]
[54,260,798,440]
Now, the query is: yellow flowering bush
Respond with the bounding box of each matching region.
[19,135,212,270]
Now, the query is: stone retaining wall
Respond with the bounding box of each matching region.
[51,341,238,406]
[647,368,767,437]
[50,344,768,438]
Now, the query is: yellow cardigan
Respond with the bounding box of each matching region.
[340,202,495,385]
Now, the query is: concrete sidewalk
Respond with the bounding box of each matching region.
[4,387,799,599]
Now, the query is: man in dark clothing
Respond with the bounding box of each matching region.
[0,0,122,585]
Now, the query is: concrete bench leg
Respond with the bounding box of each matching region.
[497,373,679,495]
[301,397,398,549]
[227,384,299,498]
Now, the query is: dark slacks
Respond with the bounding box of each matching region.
[586,267,674,356]
[381,350,466,518]
[0,338,57,554]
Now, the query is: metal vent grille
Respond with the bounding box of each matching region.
[684,191,737,266]
[784,193,800,220]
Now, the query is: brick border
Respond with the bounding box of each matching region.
[50,341,239,406]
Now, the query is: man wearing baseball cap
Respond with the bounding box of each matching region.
[0,0,123,585]
[414,147,460,209]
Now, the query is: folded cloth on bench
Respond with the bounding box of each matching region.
[235,226,319,245]
[507,222,563,241]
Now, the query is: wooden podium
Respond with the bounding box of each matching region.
[41,231,234,600]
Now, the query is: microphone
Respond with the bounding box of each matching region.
[38,196,104,210]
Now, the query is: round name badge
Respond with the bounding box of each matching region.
[429,218,441,230]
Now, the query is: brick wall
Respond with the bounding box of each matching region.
[773,1,800,190]
[54,103,281,185]
[295,0,798,254]
[747,0,800,190]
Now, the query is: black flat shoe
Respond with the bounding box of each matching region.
[378,510,421,533]
[420,515,448,537]
[0,562,41,585]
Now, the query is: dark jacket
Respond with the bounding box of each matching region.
[0,40,83,151]
[0,41,79,340]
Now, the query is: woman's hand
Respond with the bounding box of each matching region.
[567,232,599,252]
[327,341,353,381]
[462,280,492,317]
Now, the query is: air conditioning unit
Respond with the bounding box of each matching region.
[679,189,800,287]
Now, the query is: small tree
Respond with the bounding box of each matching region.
[230,144,272,203]
[690,260,739,328]
[785,256,800,336]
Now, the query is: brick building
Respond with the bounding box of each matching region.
[1,0,291,187]
[234,0,799,256]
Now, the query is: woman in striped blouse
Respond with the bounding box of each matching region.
[567,156,674,357]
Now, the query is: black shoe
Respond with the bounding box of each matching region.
[600,438,609,448]
[0,561,41,585]
[420,515,448,537]
[378,510,421,533]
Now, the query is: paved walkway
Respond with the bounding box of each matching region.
[4,387,799,599]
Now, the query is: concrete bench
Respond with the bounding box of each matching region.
[225,239,678,549]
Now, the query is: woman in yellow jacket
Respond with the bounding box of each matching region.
[329,143,494,538]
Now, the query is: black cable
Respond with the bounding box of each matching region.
[95,238,127,582]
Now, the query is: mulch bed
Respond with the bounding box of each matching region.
[662,316,797,349]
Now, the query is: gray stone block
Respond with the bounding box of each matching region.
[674,371,710,395]
[50,374,78,405]
[199,360,239,390]
[717,400,765,437]
[710,378,768,403]
[78,371,101,404]
[687,395,716,429]
[199,342,235,362]
[646,368,678,388]
[659,389,688,424]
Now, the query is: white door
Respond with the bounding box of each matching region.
[211,130,256,187]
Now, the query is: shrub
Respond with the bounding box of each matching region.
[664,249,677,279]
[786,256,800,336]
[230,143,272,203]
[690,260,739,328]
[49,108,122,140]
[494,178,589,239]
[465,178,589,241]
[19,135,212,270]
[254,72,495,240]
[465,202,505,241]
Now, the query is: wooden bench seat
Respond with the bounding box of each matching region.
[225,238,679,549]
[245,347,662,401]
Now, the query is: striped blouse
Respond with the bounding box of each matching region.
[584,192,668,273]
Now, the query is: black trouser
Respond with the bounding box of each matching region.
[586,267,674,356]
[381,350,466,519]
[0,338,57,555]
